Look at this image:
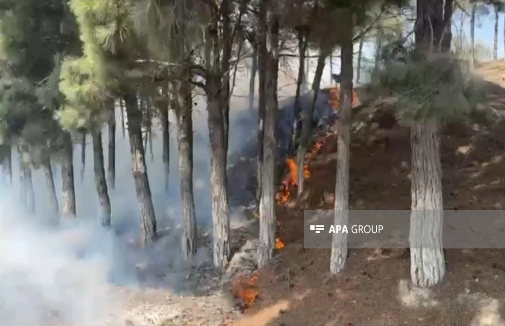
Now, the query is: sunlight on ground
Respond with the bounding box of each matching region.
[398,279,439,308]
[228,300,290,326]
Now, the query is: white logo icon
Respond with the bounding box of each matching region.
[310,225,325,233]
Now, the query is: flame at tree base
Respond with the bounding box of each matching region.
[232,272,260,309]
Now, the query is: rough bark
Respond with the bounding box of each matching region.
[0,145,12,186]
[292,28,308,152]
[357,37,364,83]
[61,132,76,219]
[80,130,86,181]
[249,44,258,114]
[256,0,267,203]
[297,50,327,195]
[124,92,157,247]
[160,83,170,193]
[258,1,278,268]
[42,157,59,218]
[494,5,499,60]
[409,122,445,287]
[330,23,353,274]
[108,102,116,190]
[410,0,452,287]
[206,75,231,271]
[92,129,112,227]
[177,81,197,258]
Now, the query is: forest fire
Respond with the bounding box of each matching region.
[232,272,260,309]
[275,129,335,205]
[328,86,361,110]
[275,237,285,249]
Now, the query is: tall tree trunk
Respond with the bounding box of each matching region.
[108,102,116,190]
[470,4,476,69]
[61,132,76,219]
[258,1,279,268]
[19,156,35,214]
[0,145,12,187]
[330,17,353,274]
[22,167,35,214]
[42,156,59,218]
[292,28,308,153]
[161,83,170,193]
[221,0,232,162]
[374,29,383,72]
[329,52,333,84]
[409,0,452,287]
[410,122,444,287]
[206,75,230,271]
[494,5,499,60]
[177,80,197,258]
[120,99,126,138]
[249,43,258,114]
[80,130,86,181]
[256,0,267,204]
[296,49,327,195]
[357,37,364,83]
[92,129,112,227]
[124,92,157,247]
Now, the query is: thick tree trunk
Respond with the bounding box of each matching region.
[124,92,157,247]
[0,145,12,187]
[160,82,170,193]
[177,81,197,258]
[357,37,364,83]
[409,122,445,287]
[249,44,258,114]
[256,0,267,204]
[61,132,76,219]
[494,6,499,60]
[292,29,308,152]
[206,75,231,271]
[42,157,59,218]
[411,0,451,287]
[330,25,353,274]
[108,103,116,190]
[92,129,112,227]
[258,2,279,268]
[80,130,86,181]
[297,50,327,195]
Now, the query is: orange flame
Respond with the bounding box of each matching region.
[328,86,360,110]
[232,272,260,308]
[275,237,285,249]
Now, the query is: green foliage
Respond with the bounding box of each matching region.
[368,47,488,125]
[59,0,139,132]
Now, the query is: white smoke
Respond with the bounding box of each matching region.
[0,197,124,326]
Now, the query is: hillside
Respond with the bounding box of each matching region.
[227,64,505,326]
